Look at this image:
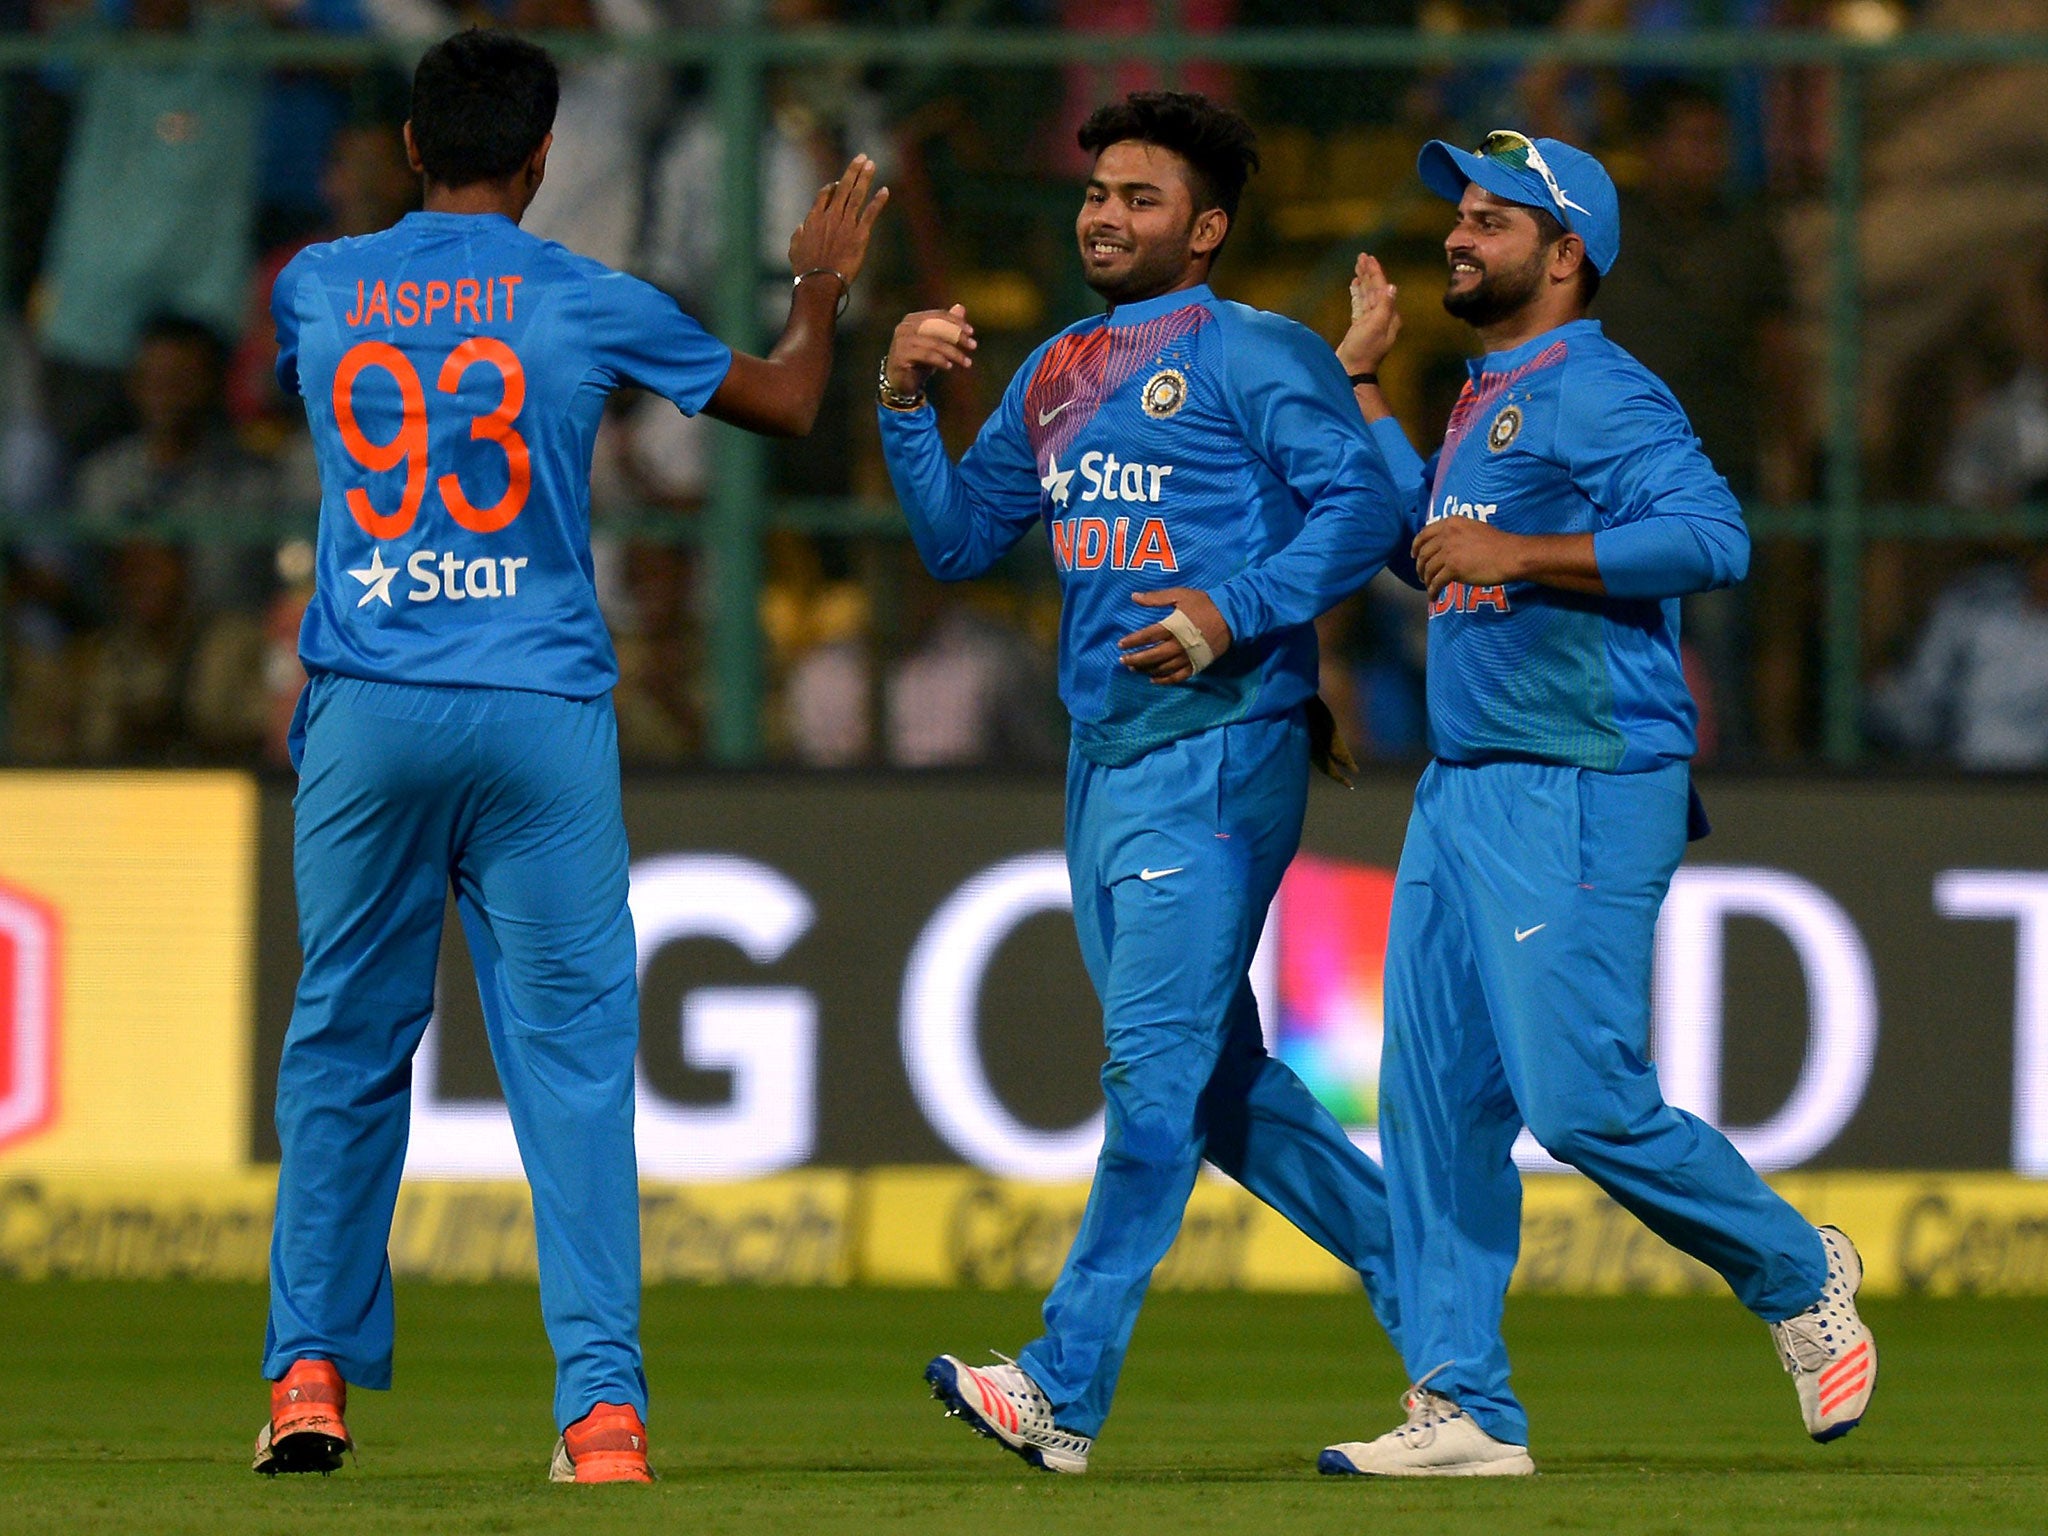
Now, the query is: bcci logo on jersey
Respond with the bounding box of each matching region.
[1140,368,1188,420]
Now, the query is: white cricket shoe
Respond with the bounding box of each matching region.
[1770,1224,1878,1442]
[1319,1384,1535,1478]
[925,1353,1092,1474]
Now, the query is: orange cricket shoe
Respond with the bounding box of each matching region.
[252,1359,353,1474]
[548,1402,655,1484]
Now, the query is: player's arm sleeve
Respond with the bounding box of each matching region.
[1563,359,1751,600]
[1208,315,1411,642]
[1367,418,1433,591]
[585,267,735,415]
[271,254,307,399]
[876,369,1044,582]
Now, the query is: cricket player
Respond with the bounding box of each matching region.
[255,29,885,1482]
[879,91,1410,1473]
[1317,131,1875,1477]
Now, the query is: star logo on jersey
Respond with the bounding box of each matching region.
[1041,451,1076,508]
[349,547,400,607]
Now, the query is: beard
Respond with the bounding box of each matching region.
[1082,233,1193,304]
[1442,249,1547,327]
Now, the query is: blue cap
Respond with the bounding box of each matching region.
[1417,132,1621,276]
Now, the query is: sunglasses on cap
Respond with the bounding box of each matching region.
[1477,129,1591,219]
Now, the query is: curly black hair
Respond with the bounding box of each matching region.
[1077,91,1261,221]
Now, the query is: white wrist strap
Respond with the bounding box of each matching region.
[1160,607,1216,673]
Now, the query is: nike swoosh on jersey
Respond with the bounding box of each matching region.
[1515,924,1546,942]
[1140,866,1185,881]
[1038,399,1075,426]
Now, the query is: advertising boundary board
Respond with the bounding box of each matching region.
[5,1170,2048,1296]
[0,772,258,1175]
[248,774,2048,1178]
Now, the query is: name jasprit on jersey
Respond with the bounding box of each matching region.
[344,275,525,328]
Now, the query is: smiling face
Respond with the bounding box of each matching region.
[1076,140,1227,304]
[1441,184,1558,328]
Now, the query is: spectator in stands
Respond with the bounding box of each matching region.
[511,0,665,271]
[785,633,871,765]
[611,541,705,765]
[590,388,711,521]
[1941,259,2048,510]
[248,0,393,247]
[230,118,419,437]
[1871,547,2048,770]
[1043,0,1235,179]
[883,566,1063,768]
[1598,80,1802,502]
[1237,0,1418,136]
[362,0,661,269]
[1,570,82,761]
[772,531,874,766]
[1866,261,2048,770]
[1520,0,1779,188]
[1595,79,1807,760]
[648,0,889,327]
[73,315,280,613]
[74,537,269,761]
[781,582,1066,769]
[35,0,262,463]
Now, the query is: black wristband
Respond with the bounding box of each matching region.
[1347,371,1379,387]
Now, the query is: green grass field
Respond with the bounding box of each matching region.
[2,1282,2043,1535]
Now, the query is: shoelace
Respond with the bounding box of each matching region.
[1770,1234,1855,1373]
[1390,1363,1461,1447]
[1772,1316,1834,1373]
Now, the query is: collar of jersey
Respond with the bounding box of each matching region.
[1102,283,1214,329]
[1470,317,1603,377]
[399,210,521,232]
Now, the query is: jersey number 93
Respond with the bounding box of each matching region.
[333,338,531,540]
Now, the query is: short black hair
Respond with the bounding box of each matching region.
[1077,90,1261,222]
[136,313,229,373]
[1528,204,1601,307]
[409,28,559,189]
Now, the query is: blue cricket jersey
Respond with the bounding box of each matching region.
[1371,319,1748,772]
[275,210,733,698]
[878,284,1408,767]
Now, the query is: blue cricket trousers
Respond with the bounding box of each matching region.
[1018,710,1404,1438]
[1380,759,1828,1446]
[264,674,645,1431]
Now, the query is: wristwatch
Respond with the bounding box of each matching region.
[877,355,926,412]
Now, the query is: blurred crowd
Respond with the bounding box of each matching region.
[1,0,2045,769]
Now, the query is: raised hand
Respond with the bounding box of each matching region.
[788,155,890,291]
[1338,252,1402,377]
[884,305,977,398]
